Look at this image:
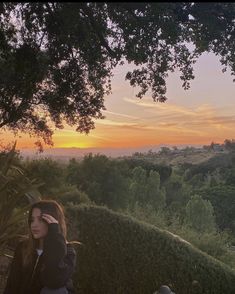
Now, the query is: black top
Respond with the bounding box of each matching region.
[4,223,77,294]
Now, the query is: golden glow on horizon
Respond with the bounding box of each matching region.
[1,53,235,150]
[1,97,235,150]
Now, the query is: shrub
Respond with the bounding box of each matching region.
[66,204,235,294]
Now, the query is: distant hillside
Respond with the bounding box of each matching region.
[184,152,235,179]
[128,149,227,166]
[19,146,229,166]
[19,146,163,160]
[19,144,201,161]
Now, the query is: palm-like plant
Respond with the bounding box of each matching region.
[0,142,42,253]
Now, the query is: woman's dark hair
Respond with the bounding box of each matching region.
[28,200,67,238]
[23,200,68,267]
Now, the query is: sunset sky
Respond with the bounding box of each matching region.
[1,51,235,150]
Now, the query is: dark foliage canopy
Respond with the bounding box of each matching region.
[0,3,235,145]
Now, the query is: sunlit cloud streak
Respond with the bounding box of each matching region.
[102,110,139,119]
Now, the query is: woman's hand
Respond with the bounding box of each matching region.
[41,213,59,224]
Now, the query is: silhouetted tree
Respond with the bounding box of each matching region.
[0,3,235,144]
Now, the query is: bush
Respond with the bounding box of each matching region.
[52,186,92,206]
[124,203,167,230]
[66,204,235,294]
[168,224,235,269]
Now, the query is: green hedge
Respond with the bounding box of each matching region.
[66,204,235,294]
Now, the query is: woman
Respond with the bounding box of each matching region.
[4,200,78,294]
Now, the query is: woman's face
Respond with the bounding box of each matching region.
[30,208,48,240]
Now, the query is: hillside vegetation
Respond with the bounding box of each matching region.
[129,146,227,166]
[1,140,235,293]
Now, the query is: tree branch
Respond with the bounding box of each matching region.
[80,3,117,58]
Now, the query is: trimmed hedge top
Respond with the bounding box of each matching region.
[67,204,235,294]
